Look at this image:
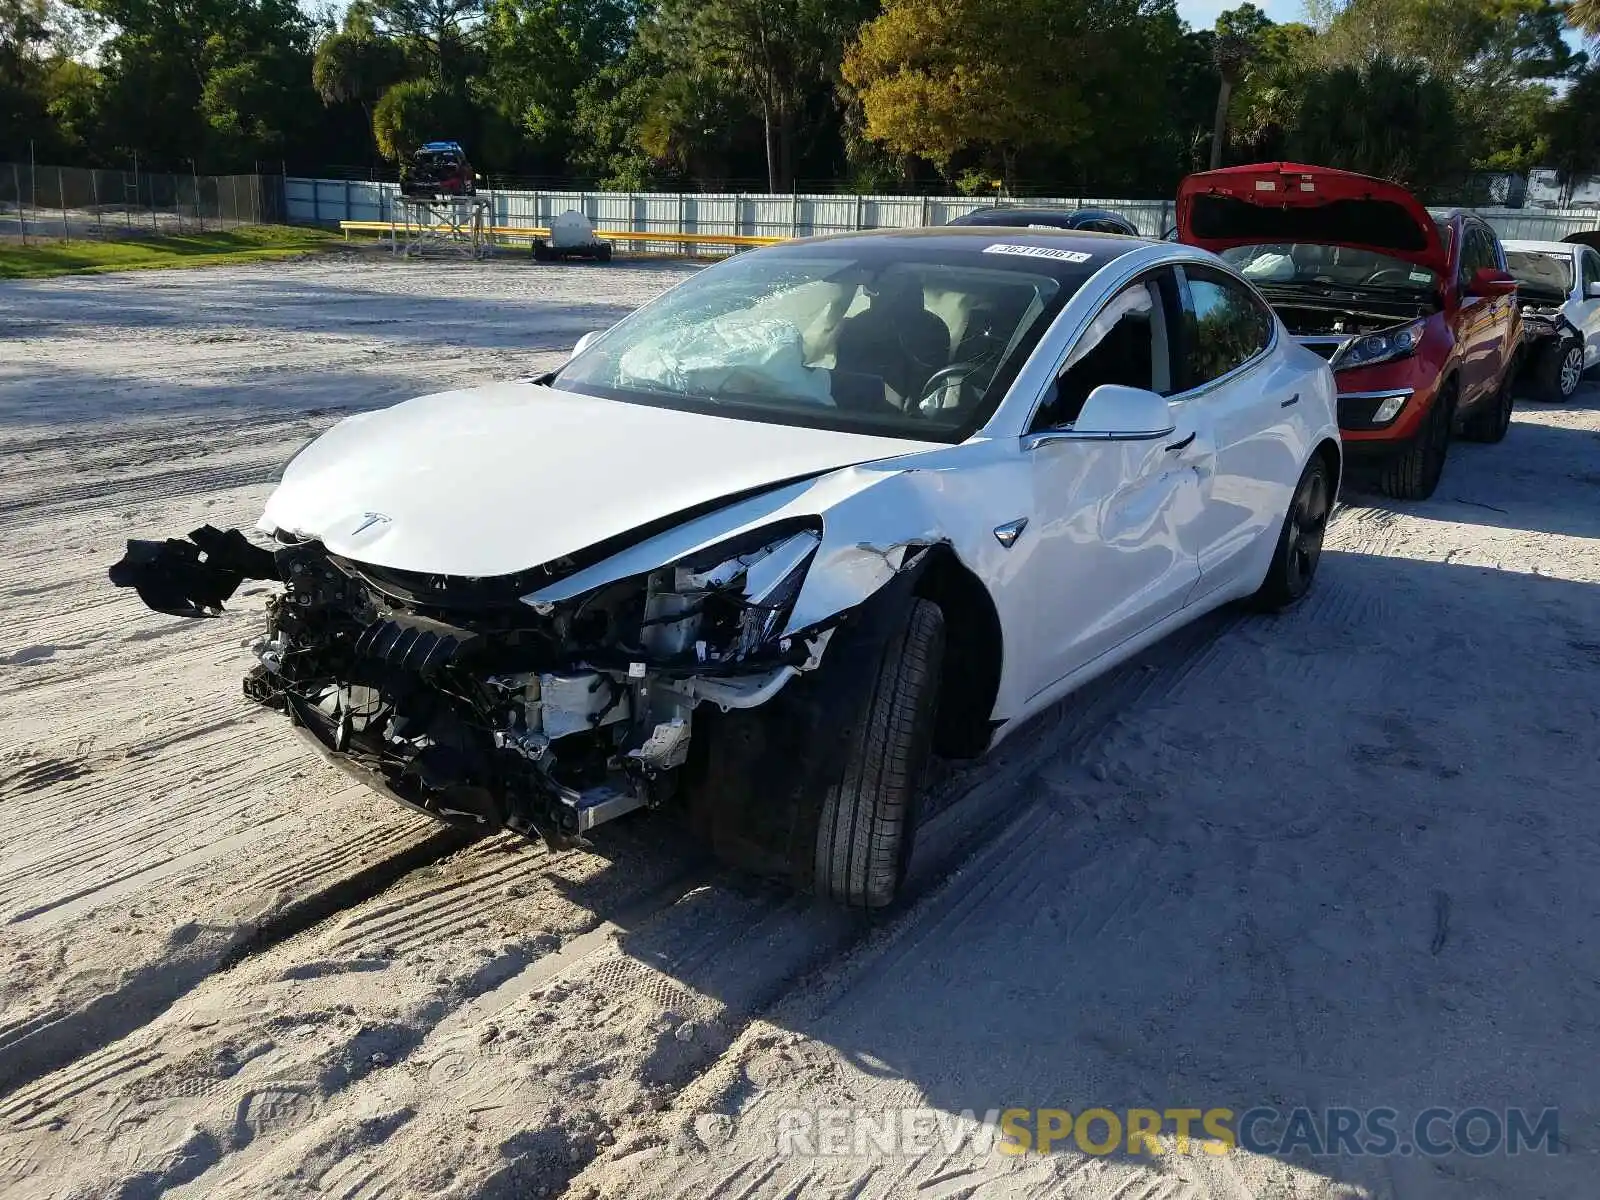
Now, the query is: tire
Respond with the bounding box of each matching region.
[1461,365,1514,443]
[531,240,551,262]
[1533,338,1584,401]
[1378,382,1453,500]
[1254,454,1332,611]
[596,242,613,263]
[813,598,945,909]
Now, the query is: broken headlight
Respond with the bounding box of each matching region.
[667,523,822,660]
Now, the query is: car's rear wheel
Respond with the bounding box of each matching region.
[1254,454,1331,611]
[814,598,944,909]
[1462,365,1514,443]
[1378,383,1453,500]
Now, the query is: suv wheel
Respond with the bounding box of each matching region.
[1378,383,1453,500]
[1462,367,1514,443]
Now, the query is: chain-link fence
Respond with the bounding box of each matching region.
[0,164,286,242]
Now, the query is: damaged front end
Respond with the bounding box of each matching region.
[110,521,842,848]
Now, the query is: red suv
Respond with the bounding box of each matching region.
[1176,163,1521,499]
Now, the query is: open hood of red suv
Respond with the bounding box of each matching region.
[1176,163,1450,275]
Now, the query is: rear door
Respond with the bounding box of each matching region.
[1174,263,1300,602]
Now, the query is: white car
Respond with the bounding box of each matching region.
[1503,237,1600,399]
[111,230,1341,908]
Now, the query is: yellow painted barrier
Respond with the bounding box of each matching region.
[338,220,784,249]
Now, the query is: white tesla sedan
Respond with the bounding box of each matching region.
[110,229,1341,908]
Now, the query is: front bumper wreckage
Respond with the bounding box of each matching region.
[108,523,862,851]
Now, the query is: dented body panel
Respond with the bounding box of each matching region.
[259,383,940,578]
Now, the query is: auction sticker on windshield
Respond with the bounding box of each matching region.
[983,244,1093,263]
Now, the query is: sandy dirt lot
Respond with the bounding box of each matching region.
[0,254,1596,1200]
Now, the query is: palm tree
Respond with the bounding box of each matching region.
[1210,32,1253,169]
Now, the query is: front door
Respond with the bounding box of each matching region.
[1024,270,1205,699]
[1578,248,1600,368]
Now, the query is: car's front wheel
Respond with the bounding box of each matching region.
[1533,338,1584,401]
[1378,383,1453,500]
[1254,454,1331,611]
[814,598,945,909]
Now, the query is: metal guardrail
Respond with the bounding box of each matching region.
[339,219,784,255]
[305,178,1600,248]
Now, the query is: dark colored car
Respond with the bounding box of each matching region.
[399,141,479,200]
[946,205,1141,236]
[1177,162,1521,500]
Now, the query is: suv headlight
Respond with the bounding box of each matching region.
[1331,319,1427,371]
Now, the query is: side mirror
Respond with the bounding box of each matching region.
[1586,281,1600,299]
[572,330,603,357]
[1029,384,1176,446]
[1468,267,1518,298]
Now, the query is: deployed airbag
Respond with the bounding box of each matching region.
[619,316,834,406]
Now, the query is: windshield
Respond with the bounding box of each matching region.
[552,242,1087,442]
[1505,250,1572,294]
[1219,243,1438,295]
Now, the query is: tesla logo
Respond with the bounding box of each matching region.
[351,512,391,536]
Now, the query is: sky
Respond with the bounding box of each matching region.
[1176,0,1308,27]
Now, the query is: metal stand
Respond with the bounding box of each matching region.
[395,195,492,258]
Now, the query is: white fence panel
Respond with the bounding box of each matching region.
[287,179,1600,249]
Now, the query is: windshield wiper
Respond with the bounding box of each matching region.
[1256,281,1430,302]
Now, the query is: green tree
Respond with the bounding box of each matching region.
[664,0,869,191]
[1289,54,1467,190]
[2,0,52,158]
[1545,64,1600,185]
[66,0,319,168]
[372,75,460,158]
[1210,30,1252,168]
[478,0,633,165]
[312,27,408,134]
[369,0,484,91]
[1305,0,1576,169]
[843,0,1097,184]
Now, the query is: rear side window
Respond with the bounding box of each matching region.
[1583,251,1600,296]
[1458,225,1497,287]
[1179,266,1275,389]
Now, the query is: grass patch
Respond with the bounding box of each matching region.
[0,225,340,280]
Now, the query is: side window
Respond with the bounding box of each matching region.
[1459,225,1495,288]
[1179,266,1275,389]
[1035,273,1176,430]
[1582,251,1600,296]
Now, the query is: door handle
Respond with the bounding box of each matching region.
[1165,432,1196,452]
[1281,392,1300,408]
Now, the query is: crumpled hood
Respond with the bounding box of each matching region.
[259,382,936,577]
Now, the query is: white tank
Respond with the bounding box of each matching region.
[549,210,597,248]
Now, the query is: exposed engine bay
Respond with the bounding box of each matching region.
[1270,300,1433,339]
[110,522,859,847]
